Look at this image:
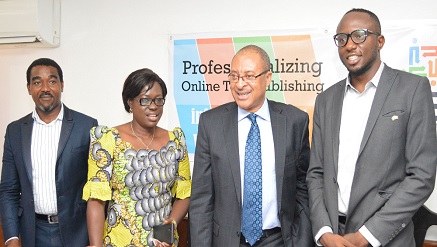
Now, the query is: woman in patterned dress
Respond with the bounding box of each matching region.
[83,68,191,247]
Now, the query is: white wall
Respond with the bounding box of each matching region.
[1,0,437,240]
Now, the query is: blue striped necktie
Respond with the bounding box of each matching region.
[242,113,262,246]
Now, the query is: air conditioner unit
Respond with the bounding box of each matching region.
[0,0,61,48]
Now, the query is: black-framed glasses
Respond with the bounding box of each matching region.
[333,29,380,47]
[139,98,165,106]
[228,70,270,83]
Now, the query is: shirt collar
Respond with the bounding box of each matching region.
[345,62,385,93]
[237,98,271,122]
[32,104,64,125]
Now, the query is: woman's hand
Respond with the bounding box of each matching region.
[153,218,176,247]
[152,238,171,247]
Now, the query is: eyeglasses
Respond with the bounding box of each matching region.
[228,70,270,83]
[333,29,380,47]
[139,98,165,106]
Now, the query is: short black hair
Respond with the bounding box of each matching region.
[26,58,63,85]
[345,8,382,33]
[122,68,167,113]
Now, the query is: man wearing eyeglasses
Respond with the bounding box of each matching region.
[307,8,437,247]
[190,44,313,247]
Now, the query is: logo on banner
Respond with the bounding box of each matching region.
[408,39,437,123]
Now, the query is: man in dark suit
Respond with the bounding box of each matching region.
[189,45,313,247]
[0,58,98,247]
[306,9,437,247]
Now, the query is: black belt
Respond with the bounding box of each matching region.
[36,213,59,224]
[240,227,281,244]
[339,215,347,224]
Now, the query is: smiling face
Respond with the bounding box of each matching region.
[27,65,63,117]
[336,11,384,78]
[230,50,272,113]
[129,81,164,129]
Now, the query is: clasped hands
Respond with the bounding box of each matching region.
[320,231,369,247]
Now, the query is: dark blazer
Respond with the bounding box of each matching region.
[307,65,437,246]
[0,105,98,247]
[189,100,313,247]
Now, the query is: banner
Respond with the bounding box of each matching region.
[171,22,437,154]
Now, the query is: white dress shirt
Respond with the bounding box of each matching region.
[31,105,64,215]
[238,98,280,230]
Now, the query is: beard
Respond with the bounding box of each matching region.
[38,104,56,112]
[345,49,379,76]
[37,96,60,113]
[36,92,59,112]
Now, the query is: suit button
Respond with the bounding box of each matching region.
[237,232,241,237]
[333,177,337,183]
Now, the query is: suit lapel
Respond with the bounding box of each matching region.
[268,101,286,210]
[348,66,396,216]
[331,80,346,175]
[358,65,395,156]
[223,103,243,206]
[57,105,74,160]
[21,114,34,182]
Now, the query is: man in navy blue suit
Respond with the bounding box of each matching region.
[0,58,98,247]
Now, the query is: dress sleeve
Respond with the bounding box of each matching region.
[170,127,191,200]
[82,125,115,201]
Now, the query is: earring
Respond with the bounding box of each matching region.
[129,108,132,113]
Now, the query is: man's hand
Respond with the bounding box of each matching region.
[344,232,368,247]
[5,238,21,247]
[320,232,357,247]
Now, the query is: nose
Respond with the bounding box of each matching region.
[344,36,357,50]
[235,77,247,88]
[147,100,158,109]
[41,82,51,92]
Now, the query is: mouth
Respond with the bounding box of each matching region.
[146,113,159,121]
[235,91,251,100]
[39,95,53,100]
[346,54,361,65]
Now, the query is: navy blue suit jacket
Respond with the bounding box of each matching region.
[0,105,97,247]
